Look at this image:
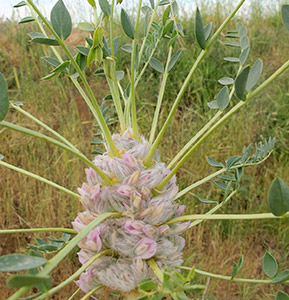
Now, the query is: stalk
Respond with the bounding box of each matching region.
[110,0,115,56]
[0,121,112,185]
[148,258,164,282]
[10,103,81,155]
[34,251,110,300]
[80,286,103,300]
[0,228,77,234]
[130,0,143,137]
[149,46,173,144]
[68,288,80,300]
[0,160,81,199]
[167,212,289,224]
[176,151,272,200]
[143,0,246,166]
[8,212,121,300]
[27,0,119,157]
[179,266,289,284]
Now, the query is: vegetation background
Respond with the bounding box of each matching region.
[0,0,288,299]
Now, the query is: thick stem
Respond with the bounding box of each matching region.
[149,47,173,144]
[180,266,289,284]
[10,103,81,155]
[27,0,119,157]
[167,212,289,224]
[34,251,109,300]
[0,121,112,185]
[144,0,247,166]
[0,160,81,199]
[8,212,121,300]
[130,0,143,137]
[110,0,115,56]
[0,228,77,234]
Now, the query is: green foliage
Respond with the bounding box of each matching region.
[231,256,244,279]
[121,9,135,39]
[195,7,206,50]
[276,291,289,300]
[235,66,250,100]
[149,57,164,73]
[282,5,289,32]
[50,0,72,40]
[268,178,289,216]
[246,59,263,91]
[6,274,50,289]
[263,252,278,278]
[19,16,35,24]
[271,270,289,284]
[0,254,46,272]
[99,0,111,17]
[28,32,59,46]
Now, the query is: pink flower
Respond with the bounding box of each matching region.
[176,205,186,216]
[124,220,145,235]
[86,227,102,252]
[134,238,157,259]
[72,216,85,233]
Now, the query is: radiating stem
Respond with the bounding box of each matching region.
[10,103,81,155]
[27,0,119,157]
[0,121,112,185]
[80,286,103,300]
[110,0,115,56]
[180,266,289,284]
[34,251,109,300]
[149,46,173,144]
[143,0,246,166]
[130,0,143,137]
[148,258,163,282]
[0,160,81,199]
[8,212,121,300]
[68,288,80,300]
[0,228,77,234]
[167,212,289,224]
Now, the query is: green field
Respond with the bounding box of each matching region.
[0,1,288,299]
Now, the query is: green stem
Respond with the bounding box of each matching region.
[0,121,112,185]
[167,212,289,224]
[68,288,80,300]
[168,112,222,168]
[27,0,119,157]
[110,0,115,57]
[149,46,173,144]
[130,0,143,137]
[143,0,246,166]
[180,266,289,284]
[147,258,163,282]
[10,103,81,155]
[8,212,121,300]
[80,286,103,300]
[0,160,81,199]
[176,152,272,200]
[0,228,77,234]
[34,251,109,300]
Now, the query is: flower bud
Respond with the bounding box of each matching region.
[134,238,157,259]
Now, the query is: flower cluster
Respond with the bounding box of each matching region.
[72,129,188,297]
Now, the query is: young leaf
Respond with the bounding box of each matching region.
[276,291,289,300]
[0,254,46,272]
[99,0,111,17]
[138,279,158,291]
[121,44,132,53]
[14,1,26,8]
[216,86,229,110]
[113,36,120,56]
[42,57,61,68]
[263,251,278,278]
[218,77,234,85]
[53,61,70,74]
[121,9,134,39]
[282,5,289,33]
[0,72,9,121]
[235,66,250,100]
[78,22,94,32]
[240,35,250,50]
[224,41,240,48]
[76,46,90,56]
[19,16,35,24]
[195,7,206,49]
[7,274,50,289]
[116,70,124,81]
[224,57,240,63]
[29,32,59,46]
[239,47,250,65]
[246,59,263,91]
[271,270,289,284]
[207,100,219,109]
[226,156,241,168]
[207,156,224,168]
[50,0,72,40]
[204,22,212,40]
[149,0,155,9]
[199,198,218,204]
[268,178,289,216]
[149,58,164,73]
[231,256,244,279]
[168,50,182,72]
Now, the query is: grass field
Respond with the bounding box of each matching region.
[0,1,289,299]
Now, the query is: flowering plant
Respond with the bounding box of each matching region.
[0,0,289,299]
